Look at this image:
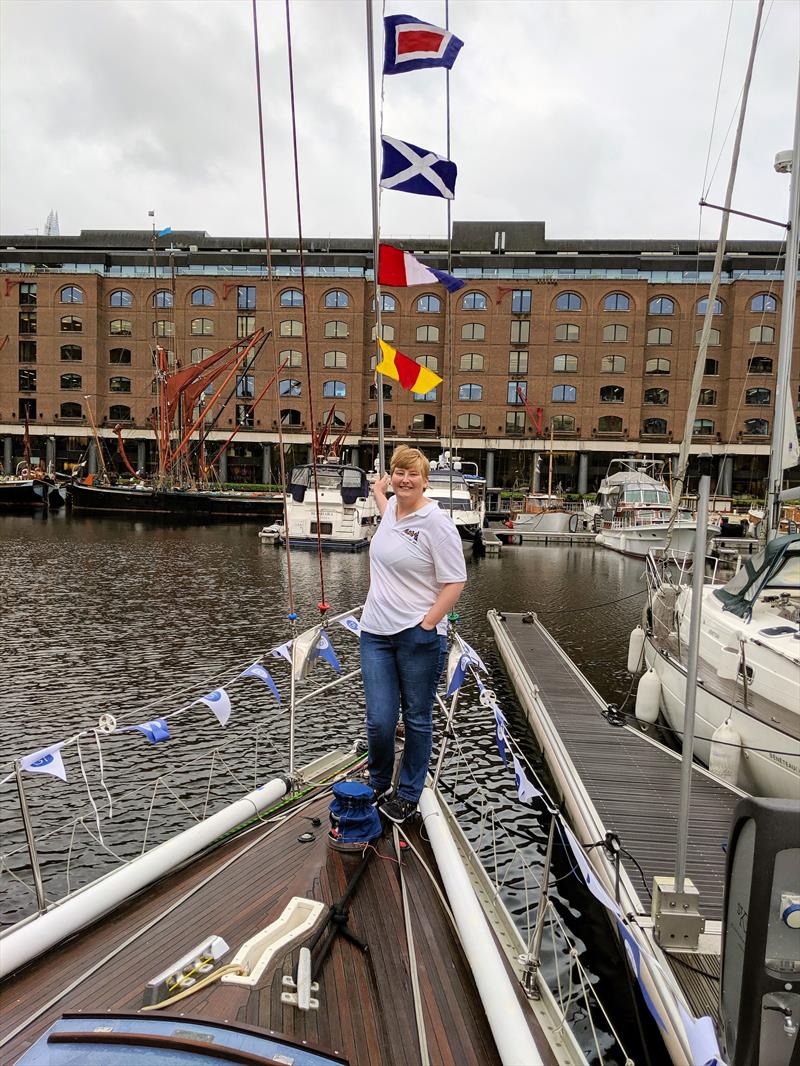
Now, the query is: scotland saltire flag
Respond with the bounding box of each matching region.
[384,15,464,75]
[239,662,281,703]
[338,615,361,636]
[381,136,457,200]
[460,639,487,673]
[270,641,292,663]
[617,920,666,1032]
[134,718,171,744]
[194,687,232,727]
[311,632,341,673]
[446,653,470,696]
[20,742,67,781]
[561,822,621,918]
[512,753,542,803]
[493,707,508,765]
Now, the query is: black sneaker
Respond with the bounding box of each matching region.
[380,797,417,825]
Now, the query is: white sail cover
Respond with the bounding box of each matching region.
[782,389,799,469]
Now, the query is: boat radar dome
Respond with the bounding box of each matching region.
[774,149,792,174]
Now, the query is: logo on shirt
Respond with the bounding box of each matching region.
[401,528,421,543]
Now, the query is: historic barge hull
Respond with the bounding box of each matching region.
[67,481,284,520]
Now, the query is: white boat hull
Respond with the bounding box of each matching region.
[596,522,716,558]
[512,510,572,533]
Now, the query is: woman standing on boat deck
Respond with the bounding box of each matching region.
[360,446,467,825]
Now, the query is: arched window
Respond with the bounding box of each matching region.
[109,290,133,307]
[599,385,624,403]
[191,318,214,336]
[60,315,82,332]
[751,293,777,313]
[110,319,133,336]
[699,388,717,405]
[109,404,131,421]
[705,358,719,375]
[695,328,720,346]
[319,409,346,429]
[368,412,393,428]
[648,296,674,315]
[697,297,722,315]
[551,415,575,432]
[191,287,216,306]
[598,415,623,432]
[460,352,484,373]
[279,349,302,368]
[461,292,487,311]
[323,380,347,398]
[153,290,174,308]
[601,355,626,373]
[280,289,303,307]
[555,323,580,342]
[413,413,437,430]
[647,327,672,345]
[745,387,771,405]
[60,285,84,304]
[417,294,441,313]
[417,325,439,342]
[603,292,630,311]
[279,379,302,397]
[693,418,715,435]
[459,383,482,401]
[457,413,482,429]
[60,373,82,390]
[281,319,304,337]
[371,294,396,312]
[110,376,131,393]
[603,324,628,342]
[324,289,350,308]
[324,320,348,338]
[644,388,669,405]
[110,347,131,364]
[744,418,769,435]
[369,383,393,401]
[461,323,484,341]
[323,350,347,368]
[417,355,439,371]
[556,292,582,311]
[645,358,671,374]
[642,418,667,435]
[191,347,213,364]
[749,325,775,344]
[371,323,395,341]
[748,356,773,374]
[280,408,302,425]
[552,384,576,402]
[414,388,438,402]
[59,402,82,418]
[153,320,175,337]
[60,344,82,361]
[553,354,578,373]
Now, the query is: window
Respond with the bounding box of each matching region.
[751,293,777,313]
[412,413,437,431]
[705,358,719,375]
[511,290,532,314]
[236,404,254,427]
[748,356,773,374]
[462,292,487,311]
[642,418,667,435]
[695,328,720,346]
[59,402,82,418]
[744,418,769,435]
[510,320,530,344]
[236,374,255,399]
[281,408,301,426]
[109,289,133,307]
[59,372,82,390]
[506,411,526,433]
[699,388,717,405]
[191,318,214,336]
[417,294,441,313]
[154,320,175,337]
[552,384,576,402]
[61,315,82,332]
[60,285,84,304]
[280,289,304,308]
[555,323,580,342]
[417,355,439,371]
[457,413,482,430]
[19,311,37,334]
[644,388,669,405]
[237,314,255,338]
[745,387,771,405]
[647,327,672,345]
[322,408,347,428]
[191,347,213,364]
[508,381,527,404]
[324,350,347,368]
[599,385,624,403]
[109,404,131,421]
[153,290,173,308]
[749,325,774,344]
[279,349,303,368]
[323,380,347,398]
[598,415,623,432]
[237,286,256,310]
[110,376,131,393]
[459,383,482,401]
[19,341,36,362]
[191,288,216,306]
[416,325,439,342]
[648,296,674,315]
[461,323,484,341]
[19,283,37,305]
[279,379,302,397]
[553,354,578,373]
[551,415,575,432]
[693,418,715,435]
[368,413,393,428]
[508,351,527,374]
[603,323,628,342]
[645,358,671,374]
[697,297,722,315]
[556,292,582,311]
[369,383,393,401]
[324,320,348,339]
[19,399,36,419]
[603,292,630,311]
[372,293,396,312]
[413,389,437,402]
[371,323,395,341]
[324,289,350,309]
[110,319,133,336]
[19,368,36,391]
[601,355,626,373]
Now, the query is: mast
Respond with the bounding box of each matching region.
[365,0,385,476]
[766,64,800,540]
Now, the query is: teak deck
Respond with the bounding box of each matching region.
[0,788,558,1066]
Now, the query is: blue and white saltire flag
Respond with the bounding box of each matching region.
[677,1002,726,1066]
[311,632,341,673]
[194,687,232,727]
[561,822,622,918]
[493,706,508,766]
[270,641,292,664]
[384,14,464,75]
[380,136,457,200]
[446,653,471,696]
[157,226,172,237]
[134,718,171,744]
[459,639,487,673]
[617,920,666,1032]
[239,662,281,704]
[338,615,361,637]
[512,753,542,803]
[20,742,67,781]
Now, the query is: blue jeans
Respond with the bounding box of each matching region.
[360,625,448,804]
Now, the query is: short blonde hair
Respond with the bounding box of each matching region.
[389,445,429,479]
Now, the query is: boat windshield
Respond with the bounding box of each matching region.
[714,535,800,617]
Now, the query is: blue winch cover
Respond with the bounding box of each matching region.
[329,780,382,843]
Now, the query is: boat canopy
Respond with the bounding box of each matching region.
[714,533,800,618]
[288,464,368,504]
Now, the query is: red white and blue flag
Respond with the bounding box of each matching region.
[379,244,465,293]
[384,14,464,75]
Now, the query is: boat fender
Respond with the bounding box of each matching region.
[627,625,646,673]
[716,645,740,681]
[709,720,742,785]
[568,512,580,533]
[634,669,661,724]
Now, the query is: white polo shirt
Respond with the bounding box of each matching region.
[360,496,467,636]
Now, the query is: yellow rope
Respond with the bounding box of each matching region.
[140,963,246,1011]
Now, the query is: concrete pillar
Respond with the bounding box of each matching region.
[350,446,360,469]
[3,436,12,474]
[306,446,314,464]
[261,443,272,485]
[484,449,495,488]
[137,441,146,475]
[218,447,228,483]
[577,452,589,496]
[45,437,56,472]
[717,455,732,497]
[532,454,542,492]
[87,439,97,475]
[671,454,680,478]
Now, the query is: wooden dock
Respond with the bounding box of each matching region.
[490,526,596,546]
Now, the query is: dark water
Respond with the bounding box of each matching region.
[0,510,660,1063]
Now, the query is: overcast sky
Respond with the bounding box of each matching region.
[1,0,797,244]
